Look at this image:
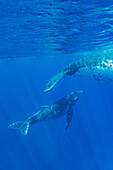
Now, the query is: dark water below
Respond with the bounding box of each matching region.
[0,0,113,170]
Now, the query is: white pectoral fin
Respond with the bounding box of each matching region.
[44,69,68,92]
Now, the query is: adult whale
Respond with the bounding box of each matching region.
[44,55,113,92]
[9,90,83,135]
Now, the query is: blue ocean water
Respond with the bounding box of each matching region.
[1,0,113,170]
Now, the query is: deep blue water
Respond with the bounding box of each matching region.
[1,0,113,170]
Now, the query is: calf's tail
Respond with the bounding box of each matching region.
[9,120,29,135]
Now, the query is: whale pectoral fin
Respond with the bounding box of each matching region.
[44,69,68,92]
[65,107,73,129]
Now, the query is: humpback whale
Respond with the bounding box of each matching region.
[44,55,113,92]
[9,90,83,135]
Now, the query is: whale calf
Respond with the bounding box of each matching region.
[9,90,83,135]
[44,55,113,92]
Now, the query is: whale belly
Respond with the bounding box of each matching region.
[76,59,113,81]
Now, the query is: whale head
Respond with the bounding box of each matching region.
[67,90,83,103]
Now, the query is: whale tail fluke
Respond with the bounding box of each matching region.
[9,121,29,135]
[44,69,68,92]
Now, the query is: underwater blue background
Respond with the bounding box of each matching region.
[1,0,113,170]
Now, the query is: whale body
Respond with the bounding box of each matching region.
[44,55,113,92]
[9,90,83,135]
